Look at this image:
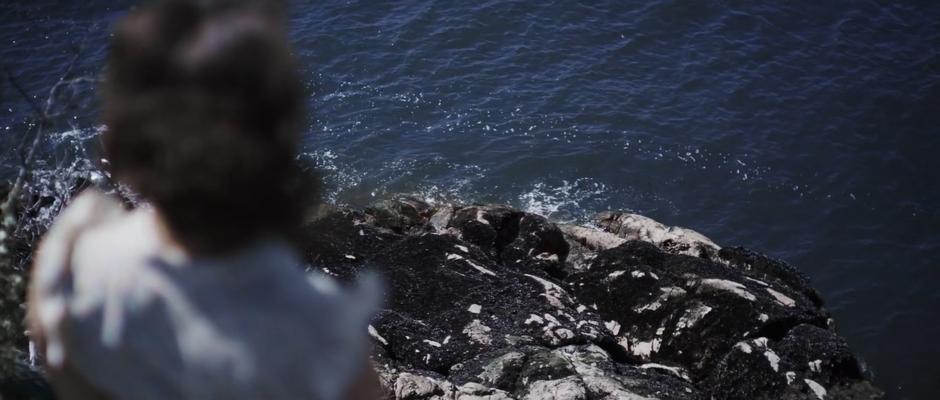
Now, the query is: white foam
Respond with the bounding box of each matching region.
[518,179,609,222]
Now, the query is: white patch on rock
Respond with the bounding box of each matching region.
[766,287,796,307]
[758,313,769,322]
[699,279,757,301]
[674,303,713,335]
[605,320,621,335]
[734,341,753,354]
[535,252,559,261]
[634,300,663,313]
[368,325,388,346]
[785,371,796,385]
[524,314,544,325]
[394,372,446,399]
[344,254,357,260]
[423,339,442,348]
[745,276,770,286]
[639,363,692,381]
[558,224,628,251]
[576,304,587,313]
[464,258,497,276]
[809,359,822,373]
[630,338,662,360]
[525,273,569,309]
[753,337,769,348]
[634,286,686,314]
[446,253,498,276]
[764,350,781,372]
[607,270,626,280]
[631,270,646,278]
[463,319,493,345]
[616,336,631,353]
[595,212,721,257]
[804,378,827,399]
[468,304,482,314]
[475,209,490,225]
[554,328,575,340]
[522,377,587,400]
[543,313,560,325]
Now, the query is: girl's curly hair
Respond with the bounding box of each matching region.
[102,0,313,254]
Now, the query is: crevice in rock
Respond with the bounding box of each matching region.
[492,211,523,260]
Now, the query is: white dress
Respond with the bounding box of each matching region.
[31,190,379,400]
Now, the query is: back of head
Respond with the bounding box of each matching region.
[103,0,309,254]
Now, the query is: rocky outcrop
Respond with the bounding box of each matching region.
[298,195,882,400]
[0,189,881,399]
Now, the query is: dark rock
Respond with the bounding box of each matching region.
[717,247,825,308]
[360,233,612,374]
[297,208,403,282]
[0,361,55,400]
[703,324,882,399]
[296,196,881,399]
[448,205,521,258]
[367,195,436,234]
[565,241,828,378]
[1,193,881,399]
[448,345,699,400]
[499,213,569,279]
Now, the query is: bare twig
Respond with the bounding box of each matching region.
[0,69,47,230]
[0,44,87,230]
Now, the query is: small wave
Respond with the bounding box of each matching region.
[298,149,365,203]
[518,178,611,223]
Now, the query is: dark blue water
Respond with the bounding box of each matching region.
[3,1,939,398]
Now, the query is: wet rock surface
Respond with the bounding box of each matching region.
[298,196,882,399]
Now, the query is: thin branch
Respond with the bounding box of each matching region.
[0,35,89,229]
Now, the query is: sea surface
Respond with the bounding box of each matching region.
[2,1,939,398]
